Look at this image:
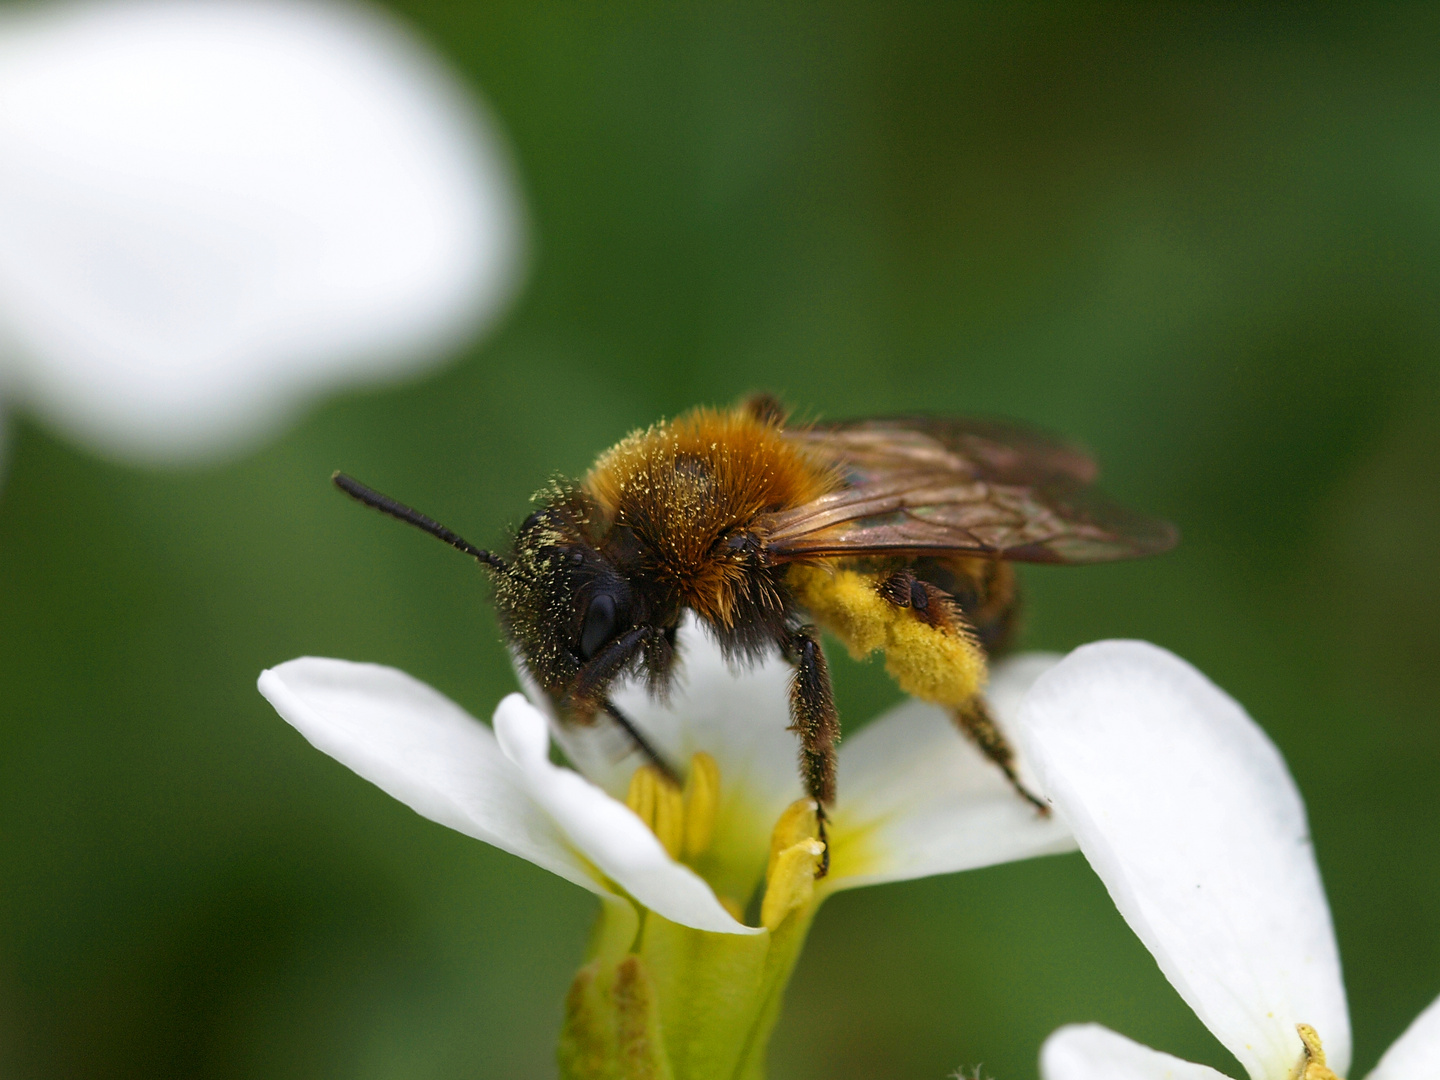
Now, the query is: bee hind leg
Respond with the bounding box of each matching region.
[872,571,1047,815]
[782,624,837,877]
[952,695,1050,816]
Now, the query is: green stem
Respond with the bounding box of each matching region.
[558,900,819,1080]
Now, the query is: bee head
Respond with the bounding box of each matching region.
[494,489,639,701]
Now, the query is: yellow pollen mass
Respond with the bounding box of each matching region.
[786,564,986,707]
[1296,1024,1344,1080]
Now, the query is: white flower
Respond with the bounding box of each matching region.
[257,617,1075,949]
[1015,640,1440,1080]
[0,0,523,469]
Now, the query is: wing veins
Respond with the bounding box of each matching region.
[765,416,1176,565]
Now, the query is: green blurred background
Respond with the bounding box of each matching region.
[4,3,1439,1077]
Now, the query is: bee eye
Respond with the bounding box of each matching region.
[580,593,617,659]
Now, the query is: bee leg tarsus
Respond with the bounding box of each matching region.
[782,625,839,877]
[814,803,831,879]
[1018,783,1051,817]
[875,568,918,608]
[952,695,1050,816]
[876,568,964,633]
[601,699,680,785]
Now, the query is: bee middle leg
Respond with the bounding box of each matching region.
[782,624,837,876]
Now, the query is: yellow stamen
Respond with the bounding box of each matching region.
[765,798,819,882]
[625,764,684,859]
[1296,1024,1343,1080]
[761,839,825,930]
[760,798,826,931]
[625,766,655,825]
[626,753,721,863]
[682,751,721,859]
[653,779,683,859]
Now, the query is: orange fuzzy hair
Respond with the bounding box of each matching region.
[583,405,836,626]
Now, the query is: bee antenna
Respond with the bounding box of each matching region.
[332,472,508,573]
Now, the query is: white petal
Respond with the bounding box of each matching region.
[1017,641,1349,1080]
[0,0,524,461]
[825,652,1075,890]
[1367,993,1440,1080]
[1042,1024,1234,1080]
[982,651,1068,796]
[492,694,763,936]
[257,659,603,897]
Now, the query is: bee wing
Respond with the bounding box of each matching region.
[764,416,1177,564]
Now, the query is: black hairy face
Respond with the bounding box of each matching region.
[492,490,641,702]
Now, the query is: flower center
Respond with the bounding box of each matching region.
[1295,1024,1344,1080]
[625,756,827,930]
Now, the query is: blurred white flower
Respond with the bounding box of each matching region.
[258,617,1075,948]
[0,0,524,468]
[1017,641,1440,1080]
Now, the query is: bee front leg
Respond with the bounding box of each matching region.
[569,626,679,782]
[601,698,679,785]
[782,624,837,877]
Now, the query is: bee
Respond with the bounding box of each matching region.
[334,395,1176,872]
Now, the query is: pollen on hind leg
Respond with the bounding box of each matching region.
[786,564,890,658]
[786,562,987,707]
[883,615,986,706]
